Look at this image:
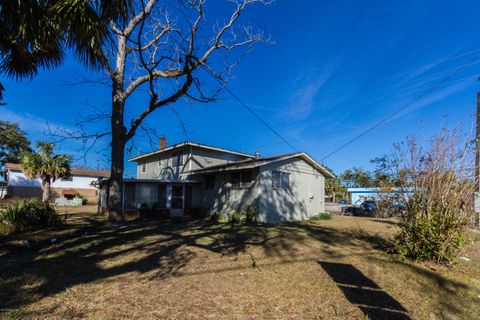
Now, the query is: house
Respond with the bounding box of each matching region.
[100,137,334,223]
[4,163,109,203]
[347,187,412,205]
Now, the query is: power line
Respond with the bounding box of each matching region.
[203,66,298,152]
[321,56,480,162]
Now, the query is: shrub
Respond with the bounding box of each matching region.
[310,212,332,221]
[210,207,260,225]
[228,211,243,224]
[243,206,259,224]
[374,128,474,263]
[0,199,63,233]
[217,214,229,223]
[395,206,468,262]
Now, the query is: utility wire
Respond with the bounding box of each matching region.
[321,56,480,162]
[203,66,298,152]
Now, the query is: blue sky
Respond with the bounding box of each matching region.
[2,0,480,177]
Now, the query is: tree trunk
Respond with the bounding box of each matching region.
[108,84,126,221]
[42,177,51,203]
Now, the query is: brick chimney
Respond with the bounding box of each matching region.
[159,136,167,150]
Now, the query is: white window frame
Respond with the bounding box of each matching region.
[272,171,290,190]
[231,171,253,189]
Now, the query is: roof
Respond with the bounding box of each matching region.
[4,163,110,178]
[189,152,335,178]
[129,141,255,162]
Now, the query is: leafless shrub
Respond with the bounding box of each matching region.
[376,126,475,262]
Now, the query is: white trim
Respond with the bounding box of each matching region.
[129,142,254,162]
[299,153,336,179]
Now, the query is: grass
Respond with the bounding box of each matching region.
[0,208,479,319]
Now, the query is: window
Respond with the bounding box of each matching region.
[141,162,146,173]
[231,171,252,188]
[158,157,162,167]
[204,174,216,190]
[272,171,290,190]
[172,152,183,167]
[62,175,73,181]
[136,184,156,209]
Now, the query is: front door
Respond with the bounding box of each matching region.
[170,185,184,217]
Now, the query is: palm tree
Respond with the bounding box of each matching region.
[21,142,72,202]
[0,0,131,79]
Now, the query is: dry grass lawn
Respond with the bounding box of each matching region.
[1,207,479,319]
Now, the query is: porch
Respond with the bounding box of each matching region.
[98,179,201,220]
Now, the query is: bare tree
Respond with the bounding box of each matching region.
[93,0,270,220]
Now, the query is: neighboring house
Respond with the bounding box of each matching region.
[347,187,412,205]
[100,137,334,223]
[4,163,109,203]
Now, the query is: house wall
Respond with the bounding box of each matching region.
[189,147,249,171]
[257,158,325,222]
[199,168,261,214]
[6,186,98,202]
[7,170,100,189]
[135,146,251,180]
[198,157,326,223]
[136,147,191,180]
[6,169,100,202]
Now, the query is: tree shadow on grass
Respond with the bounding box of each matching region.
[318,261,411,320]
[0,215,473,318]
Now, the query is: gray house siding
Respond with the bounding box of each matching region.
[197,157,325,222]
[136,146,250,179]
[199,168,261,214]
[136,148,190,180]
[257,158,325,222]
[189,146,250,171]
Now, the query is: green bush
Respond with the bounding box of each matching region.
[395,205,468,263]
[217,214,229,223]
[0,199,63,233]
[228,211,243,224]
[243,206,259,224]
[225,207,259,224]
[309,212,332,221]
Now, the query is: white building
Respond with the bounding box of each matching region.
[4,163,109,203]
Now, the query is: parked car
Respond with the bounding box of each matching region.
[361,200,377,211]
[339,199,348,205]
[351,200,377,217]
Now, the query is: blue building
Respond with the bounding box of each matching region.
[347,187,413,205]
